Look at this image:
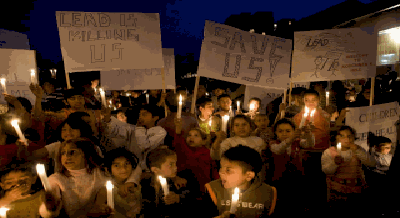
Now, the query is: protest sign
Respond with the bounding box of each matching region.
[291,28,377,82]
[100,48,176,90]
[0,29,30,50]
[56,11,163,72]
[198,20,292,89]
[0,49,36,105]
[244,85,284,112]
[345,102,399,151]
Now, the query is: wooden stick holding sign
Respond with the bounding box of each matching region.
[65,72,72,89]
[288,82,293,107]
[280,89,287,118]
[161,68,168,118]
[191,75,200,114]
[370,77,375,106]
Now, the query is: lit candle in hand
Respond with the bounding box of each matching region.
[36,164,51,191]
[337,143,341,152]
[106,181,114,209]
[146,94,150,104]
[221,115,229,132]
[309,109,316,124]
[0,207,10,218]
[1,78,6,94]
[30,69,36,85]
[236,101,240,112]
[299,107,309,128]
[230,188,240,214]
[11,119,28,146]
[177,95,183,119]
[158,176,169,196]
[100,88,106,107]
[249,103,255,112]
[326,91,330,107]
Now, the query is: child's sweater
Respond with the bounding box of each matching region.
[40,168,107,218]
[5,190,44,218]
[210,136,266,160]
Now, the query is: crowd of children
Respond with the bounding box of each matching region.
[0,79,398,217]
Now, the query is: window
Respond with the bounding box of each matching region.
[377,26,400,66]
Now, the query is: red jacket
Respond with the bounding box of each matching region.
[172,133,219,193]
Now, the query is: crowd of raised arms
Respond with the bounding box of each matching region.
[0,78,397,218]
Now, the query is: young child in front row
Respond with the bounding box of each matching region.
[40,138,110,218]
[0,161,44,218]
[103,147,142,218]
[203,145,277,218]
[141,147,192,218]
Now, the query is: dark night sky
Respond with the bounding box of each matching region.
[24,0,374,64]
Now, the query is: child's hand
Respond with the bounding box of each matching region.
[44,191,60,211]
[173,176,187,190]
[118,182,138,198]
[164,192,179,205]
[331,111,339,121]
[334,156,344,165]
[215,131,227,141]
[29,84,43,98]
[87,204,113,217]
[3,186,31,203]
[291,129,302,141]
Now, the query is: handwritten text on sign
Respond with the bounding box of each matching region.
[345,102,399,151]
[56,12,163,72]
[198,21,291,89]
[0,82,35,105]
[291,28,376,82]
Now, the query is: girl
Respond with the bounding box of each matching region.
[268,119,313,216]
[321,126,376,215]
[40,138,110,218]
[172,122,218,194]
[104,147,142,218]
[211,115,266,161]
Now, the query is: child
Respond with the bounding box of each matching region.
[0,162,44,218]
[141,147,192,218]
[104,104,167,171]
[172,122,219,195]
[214,94,235,118]
[197,97,221,134]
[269,118,314,215]
[40,138,110,218]
[203,145,277,218]
[104,147,142,218]
[244,97,261,120]
[252,114,273,146]
[211,115,266,161]
[321,126,376,216]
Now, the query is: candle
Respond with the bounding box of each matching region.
[11,119,28,146]
[326,91,330,107]
[249,103,255,112]
[0,207,9,218]
[337,143,341,152]
[230,187,240,214]
[236,101,240,112]
[146,94,150,104]
[221,115,229,132]
[309,109,316,124]
[158,176,169,196]
[229,106,232,117]
[30,69,36,84]
[177,95,183,119]
[209,118,212,132]
[0,78,6,94]
[106,181,114,209]
[36,164,51,191]
[299,107,309,128]
[100,88,106,107]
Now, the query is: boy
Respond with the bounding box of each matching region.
[141,147,192,218]
[203,145,277,218]
[0,162,44,218]
[214,94,234,117]
[197,97,221,134]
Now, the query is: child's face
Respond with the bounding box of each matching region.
[219,97,231,111]
[199,102,214,117]
[186,130,204,147]
[219,158,252,190]
[61,124,81,141]
[117,112,127,123]
[67,95,85,109]
[249,100,260,112]
[376,143,391,155]
[276,123,294,141]
[154,155,177,178]
[0,171,36,195]
[138,109,157,127]
[304,94,319,110]
[254,115,269,129]
[336,129,355,148]
[111,157,133,182]
[61,143,86,171]
[214,88,225,96]
[233,118,251,138]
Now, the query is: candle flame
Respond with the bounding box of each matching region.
[209,119,212,126]
[11,119,20,127]
[106,181,113,190]
[234,187,240,194]
[0,78,5,85]
[0,207,10,216]
[158,176,167,185]
[36,164,46,175]
[223,115,230,121]
[304,107,309,116]
[337,143,341,150]
[179,94,182,102]
[310,109,316,117]
[326,91,330,97]
[30,69,35,75]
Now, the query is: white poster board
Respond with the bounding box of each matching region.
[0,49,36,105]
[291,28,377,82]
[198,20,292,89]
[244,85,284,112]
[56,11,163,72]
[0,29,30,50]
[100,48,176,90]
[345,102,399,151]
